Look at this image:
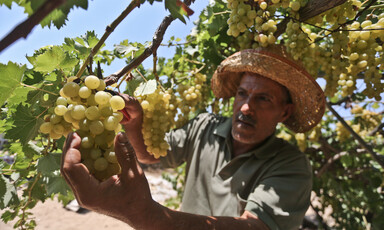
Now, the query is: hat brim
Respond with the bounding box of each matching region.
[211,47,325,133]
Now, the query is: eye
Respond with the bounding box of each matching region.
[236,89,246,97]
[259,95,271,102]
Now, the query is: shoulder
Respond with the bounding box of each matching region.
[271,137,312,173]
[189,113,229,128]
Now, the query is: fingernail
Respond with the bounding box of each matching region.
[118,132,129,143]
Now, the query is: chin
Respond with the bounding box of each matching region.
[231,129,258,145]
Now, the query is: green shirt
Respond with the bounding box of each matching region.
[161,113,312,230]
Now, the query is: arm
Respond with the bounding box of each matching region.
[61,132,269,230]
[119,94,159,164]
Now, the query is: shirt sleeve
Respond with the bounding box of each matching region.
[245,152,312,230]
[160,113,211,168]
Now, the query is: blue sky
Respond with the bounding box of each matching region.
[0,0,209,74]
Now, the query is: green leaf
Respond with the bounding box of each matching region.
[6,86,34,107]
[134,79,157,96]
[164,0,188,24]
[23,142,44,159]
[36,153,61,174]
[0,175,19,209]
[0,0,13,8]
[45,174,70,195]
[5,105,44,145]
[33,46,78,73]
[0,62,26,106]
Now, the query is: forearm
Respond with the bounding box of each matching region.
[127,201,269,230]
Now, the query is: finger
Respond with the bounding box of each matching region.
[61,133,99,198]
[114,132,143,176]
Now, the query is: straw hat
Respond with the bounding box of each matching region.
[211,45,325,133]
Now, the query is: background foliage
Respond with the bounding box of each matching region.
[0,0,384,229]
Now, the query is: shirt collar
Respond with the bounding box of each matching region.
[213,116,280,159]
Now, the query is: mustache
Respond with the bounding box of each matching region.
[235,112,256,125]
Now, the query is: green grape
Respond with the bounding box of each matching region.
[99,105,113,117]
[81,136,95,149]
[90,148,102,160]
[103,116,118,131]
[54,105,68,116]
[56,97,68,106]
[50,114,63,124]
[71,105,86,120]
[110,95,125,111]
[49,130,62,139]
[79,86,92,99]
[84,75,100,89]
[79,118,90,131]
[95,91,111,105]
[63,82,80,98]
[104,150,118,163]
[40,122,52,134]
[85,106,101,120]
[94,157,109,171]
[87,94,98,106]
[89,120,104,135]
[113,112,123,122]
[96,79,106,91]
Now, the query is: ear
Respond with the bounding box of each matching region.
[279,103,294,122]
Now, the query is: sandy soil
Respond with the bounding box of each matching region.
[0,167,174,230]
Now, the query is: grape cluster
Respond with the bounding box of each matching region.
[175,73,208,128]
[39,75,125,181]
[336,105,383,142]
[135,87,176,159]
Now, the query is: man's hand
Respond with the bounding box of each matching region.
[61,131,155,226]
[118,94,160,164]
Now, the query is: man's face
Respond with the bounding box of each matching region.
[231,73,293,146]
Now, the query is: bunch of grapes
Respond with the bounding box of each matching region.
[135,87,176,159]
[39,75,126,181]
[175,73,208,128]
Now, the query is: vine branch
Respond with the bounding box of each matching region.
[75,0,141,79]
[105,0,194,86]
[0,0,67,54]
[326,102,384,168]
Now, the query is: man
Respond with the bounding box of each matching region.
[61,45,325,229]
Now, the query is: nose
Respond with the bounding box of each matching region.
[240,101,252,115]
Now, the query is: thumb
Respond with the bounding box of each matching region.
[114,132,142,175]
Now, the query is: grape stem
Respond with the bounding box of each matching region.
[75,0,142,79]
[21,83,58,96]
[326,102,384,169]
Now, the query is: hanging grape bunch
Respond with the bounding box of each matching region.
[39,75,125,181]
[226,0,384,101]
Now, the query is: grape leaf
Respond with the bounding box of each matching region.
[32,46,78,73]
[5,105,44,145]
[135,79,157,96]
[0,175,19,209]
[164,0,188,24]
[0,62,26,106]
[23,141,44,159]
[0,0,13,8]
[45,174,70,195]
[6,86,34,107]
[36,153,61,174]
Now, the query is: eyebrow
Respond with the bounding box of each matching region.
[237,87,275,99]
